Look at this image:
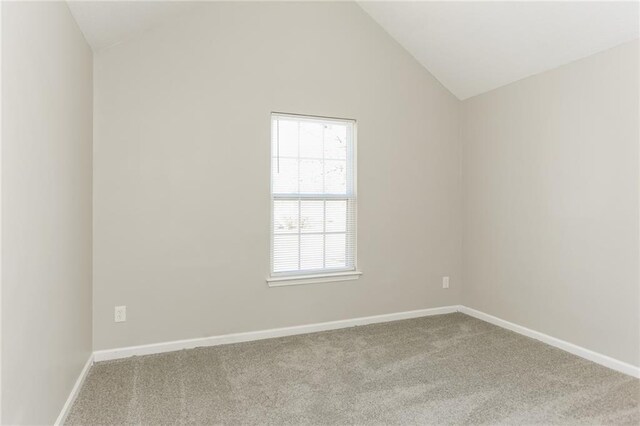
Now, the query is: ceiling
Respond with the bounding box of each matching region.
[67,1,639,100]
[67,1,196,51]
[358,1,639,99]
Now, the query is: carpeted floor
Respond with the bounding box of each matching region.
[66,313,640,425]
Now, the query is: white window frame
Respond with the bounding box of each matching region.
[267,112,361,287]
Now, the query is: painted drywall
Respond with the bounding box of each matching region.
[93,1,461,350]
[462,40,640,366]
[1,2,93,424]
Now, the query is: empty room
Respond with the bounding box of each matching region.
[1,0,639,424]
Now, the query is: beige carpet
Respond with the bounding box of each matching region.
[67,313,639,425]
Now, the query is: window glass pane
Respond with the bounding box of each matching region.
[324,124,347,160]
[324,160,347,194]
[272,119,298,158]
[300,234,323,270]
[325,200,347,232]
[273,200,298,234]
[273,235,299,272]
[300,200,324,233]
[271,114,355,276]
[299,159,323,194]
[325,233,346,269]
[272,158,298,194]
[299,121,323,159]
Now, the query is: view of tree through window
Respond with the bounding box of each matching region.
[271,114,356,276]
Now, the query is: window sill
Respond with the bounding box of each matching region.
[267,271,362,287]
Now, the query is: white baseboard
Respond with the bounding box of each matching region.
[93,305,458,362]
[91,304,639,380]
[54,353,94,426]
[458,305,640,379]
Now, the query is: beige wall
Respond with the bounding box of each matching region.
[1,1,93,424]
[93,1,461,350]
[93,0,638,370]
[462,40,639,366]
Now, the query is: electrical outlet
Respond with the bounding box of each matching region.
[114,305,126,322]
[442,276,450,289]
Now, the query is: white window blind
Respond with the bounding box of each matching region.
[270,113,357,278]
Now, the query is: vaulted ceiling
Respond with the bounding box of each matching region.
[67,1,197,51]
[67,1,639,100]
[358,1,639,99]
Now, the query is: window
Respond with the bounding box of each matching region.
[269,113,359,285]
